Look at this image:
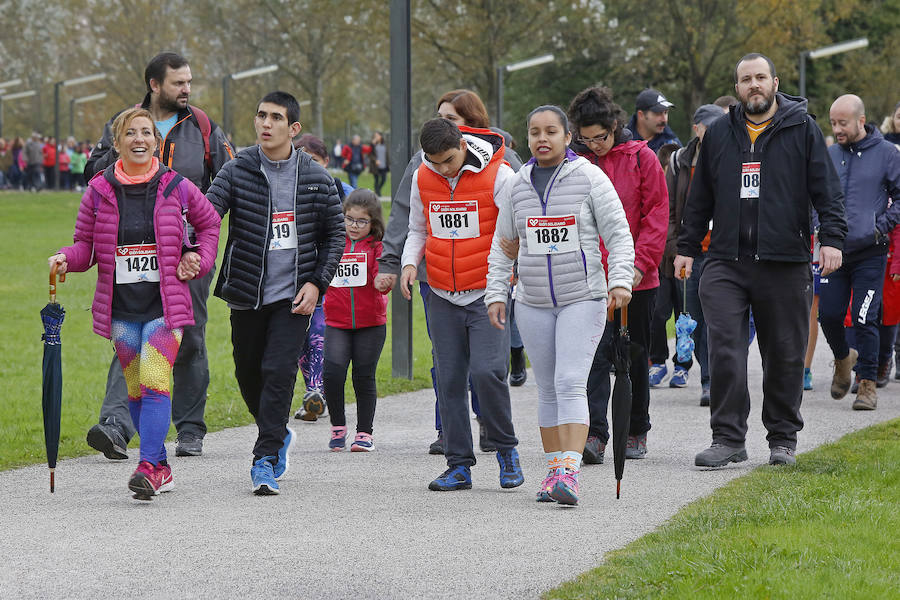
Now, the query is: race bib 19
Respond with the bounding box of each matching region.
[270,210,297,250]
[331,252,367,287]
[525,215,578,255]
[428,201,480,239]
[115,244,159,284]
[740,162,761,199]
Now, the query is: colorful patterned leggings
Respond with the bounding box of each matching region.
[298,305,325,393]
[111,317,182,464]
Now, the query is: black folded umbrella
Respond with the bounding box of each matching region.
[40,265,66,493]
[608,306,637,499]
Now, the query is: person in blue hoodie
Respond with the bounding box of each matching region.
[819,94,900,411]
[626,88,682,153]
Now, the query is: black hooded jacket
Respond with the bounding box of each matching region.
[677,92,846,262]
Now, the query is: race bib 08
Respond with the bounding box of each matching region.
[270,210,297,250]
[331,253,367,287]
[740,162,761,199]
[525,215,579,255]
[115,244,160,284]
[428,201,480,239]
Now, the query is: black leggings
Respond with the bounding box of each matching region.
[323,324,386,434]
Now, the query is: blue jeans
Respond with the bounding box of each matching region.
[818,253,886,381]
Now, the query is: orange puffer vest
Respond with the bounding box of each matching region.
[419,128,505,292]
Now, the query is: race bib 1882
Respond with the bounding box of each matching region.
[270,210,298,250]
[115,244,160,284]
[525,215,579,255]
[428,201,480,239]
[740,162,761,199]
[331,252,367,287]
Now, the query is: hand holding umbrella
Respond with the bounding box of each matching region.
[41,260,66,492]
[675,267,697,363]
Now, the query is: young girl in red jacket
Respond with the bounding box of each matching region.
[323,189,389,451]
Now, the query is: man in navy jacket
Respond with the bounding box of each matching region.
[820,94,900,410]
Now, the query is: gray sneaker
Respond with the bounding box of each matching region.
[583,435,605,464]
[175,434,203,457]
[695,443,748,467]
[625,433,647,459]
[769,446,796,466]
[86,420,129,460]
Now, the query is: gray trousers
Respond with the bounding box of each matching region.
[427,293,517,468]
[99,266,215,441]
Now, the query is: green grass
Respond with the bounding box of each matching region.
[546,418,900,600]
[330,169,392,196]
[0,190,431,471]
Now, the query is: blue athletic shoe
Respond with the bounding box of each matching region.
[803,368,813,391]
[251,456,280,495]
[669,366,689,388]
[428,465,472,491]
[497,447,524,488]
[648,364,668,387]
[273,428,295,481]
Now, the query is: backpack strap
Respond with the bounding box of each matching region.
[189,105,212,170]
[162,172,186,209]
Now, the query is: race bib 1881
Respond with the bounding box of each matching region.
[740,162,761,199]
[525,215,579,255]
[270,210,298,250]
[331,252,367,287]
[428,201,480,239]
[115,244,160,284]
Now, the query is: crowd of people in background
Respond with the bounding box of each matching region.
[35,48,900,506]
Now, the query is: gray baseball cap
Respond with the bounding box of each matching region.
[693,104,724,127]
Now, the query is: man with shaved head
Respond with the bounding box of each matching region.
[820,94,900,410]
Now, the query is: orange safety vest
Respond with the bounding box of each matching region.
[419,128,505,292]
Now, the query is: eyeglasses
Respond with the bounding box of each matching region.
[344,216,370,227]
[576,132,611,145]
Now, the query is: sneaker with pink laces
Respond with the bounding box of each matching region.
[536,469,559,502]
[549,469,580,505]
[329,426,347,452]
[350,432,374,452]
[128,460,174,500]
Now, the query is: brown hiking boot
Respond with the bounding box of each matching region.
[830,348,858,399]
[852,379,877,410]
[876,362,891,388]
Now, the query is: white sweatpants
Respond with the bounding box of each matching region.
[514,299,607,428]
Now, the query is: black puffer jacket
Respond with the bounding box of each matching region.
[678,92,846,261]
[206,146,344,309]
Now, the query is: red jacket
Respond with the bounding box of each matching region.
[579,139,668,291]
[324,235,389,329]
[42,143,57,167]
[883,225,900,325]
[59,167,221,339]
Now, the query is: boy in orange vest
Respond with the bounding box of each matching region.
[399,118,522,491]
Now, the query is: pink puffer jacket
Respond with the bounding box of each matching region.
[59,167,220,339]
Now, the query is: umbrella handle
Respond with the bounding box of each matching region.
[50,262,66,304]
[680,267,687,314]
[621,305,628,329]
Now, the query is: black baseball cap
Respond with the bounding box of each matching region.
[635,89,674,113]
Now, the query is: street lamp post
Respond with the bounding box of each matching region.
[0,84,31,139]
[69,92,107,138]
[222,64,278,141]
[496,54,554,130]
[54,72,106,189]
[799,38,868,99]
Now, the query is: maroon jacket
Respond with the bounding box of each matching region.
[578,139,668,291]
[324,235,389,329]
[59,166,220,338]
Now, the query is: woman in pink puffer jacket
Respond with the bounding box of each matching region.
[48,108,220,500]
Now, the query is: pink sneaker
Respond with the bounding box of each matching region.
[329,426,347,452]
[350,432,374,452]
[549,469,580,505]
[128,461,173,500]
[536,469,559,502]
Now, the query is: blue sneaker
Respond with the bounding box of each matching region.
[496,447,525,488]
[428,465,472,491]
[803,368,813,391]
[273,428,295,481]
[669,366,689,388]
[251,456,279,495]
[648,363,668,387]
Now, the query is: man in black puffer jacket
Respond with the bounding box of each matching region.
[207,91,344,495]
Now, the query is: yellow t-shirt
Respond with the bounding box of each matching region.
[746,118,771,144]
